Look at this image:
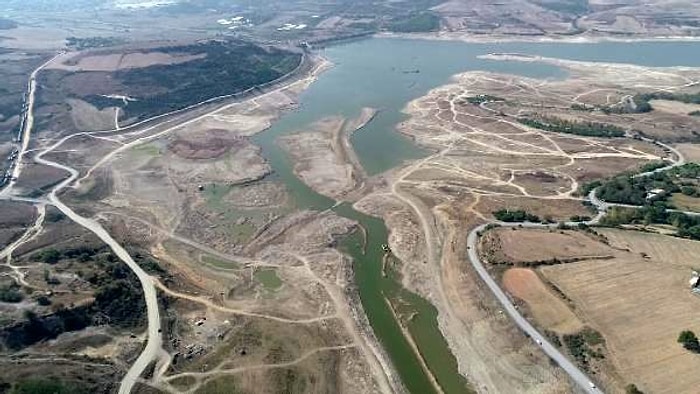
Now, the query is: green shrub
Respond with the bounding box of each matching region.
[36,296,51,306]
[519,116,625,138]
[493,209,540,222]
[678,330,700,352]
[37,249,60,264]
[0,286,23,303]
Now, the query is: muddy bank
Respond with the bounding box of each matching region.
[279,108,377,200]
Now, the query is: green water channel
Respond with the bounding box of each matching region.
[250,37,700,393]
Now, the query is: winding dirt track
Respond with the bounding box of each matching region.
[385,69,700,393]
[0,53,397,394]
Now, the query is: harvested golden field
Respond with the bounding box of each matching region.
[676,143,700,162]
[649,99,700,116]
[49,51,206,72]
[540,229,700,394]
[475,196,592,223]
[483,228,615,265]
[502,268,583,334]
[671,193,700,213]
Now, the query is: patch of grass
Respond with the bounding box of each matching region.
[639,91,700,106]
[197,376,242,394]
[563,327,606,369]
[65,36,125,50]
[671,193,700,213]
[9,378,82,394]
[201,254,239,269]
[202,183,233,210]
[581,327,605,346]
[387,12,440,32]
[270,368,308,393]
[230,222,257,243]
[254,269,282,291]
[131,144,161,157]
[168,376,197,391]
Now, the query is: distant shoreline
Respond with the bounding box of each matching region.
[376,31,700,44]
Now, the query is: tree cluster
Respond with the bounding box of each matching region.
[493,209,540,222]
[678,330,700,352]
[518,116,625,138]
[85,40,302,122]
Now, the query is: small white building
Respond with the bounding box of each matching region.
[646,188,665,200]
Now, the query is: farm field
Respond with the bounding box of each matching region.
[502,268,583,334]
[481,228,614,265]
[4,9,700,392]
[671,193,700,213]
[494,227,700,394]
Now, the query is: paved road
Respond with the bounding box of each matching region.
[467,223,602,393]
[0,52,316,393]
[33,148,163,394]
[466,137,697,393]
[0,52,163,394]
[588,138,700,216]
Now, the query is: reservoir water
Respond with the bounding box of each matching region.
[252,38,700,393]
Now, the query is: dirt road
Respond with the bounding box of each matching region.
[464,141,691,393]
[1,52,63,196]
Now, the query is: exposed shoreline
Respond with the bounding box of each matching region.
[377,31,700,44]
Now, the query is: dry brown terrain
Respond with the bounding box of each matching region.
[168,129,248,160]
[649,99,700,116]
[502,268,583,334]
[48,51,206,72]
[0,201,37,248]
[280,117,357,200]
[482,228,614,265]
[490,226,700,394]
[670,193,700,212]
[18,57,398,394]
[676,142,700,162]
[343,52,700,393]
[540,229,700,394]
[280,108,375,200]
[433,0,700,39]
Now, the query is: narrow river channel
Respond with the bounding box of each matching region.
[251,37,700,393]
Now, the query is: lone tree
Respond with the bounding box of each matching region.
[678,330,700,352]
[625,383,644,394]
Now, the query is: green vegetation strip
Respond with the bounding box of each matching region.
[463,95,504,105]
[201,254,239,269]
[388,12,441,33]
[519,116,625,138]
[493,209,541,223]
